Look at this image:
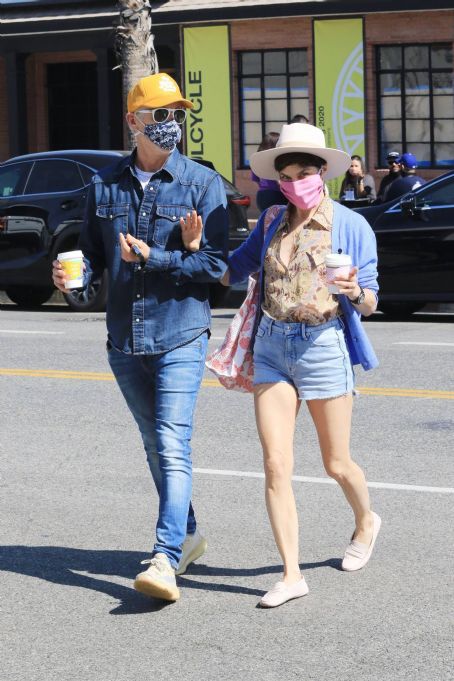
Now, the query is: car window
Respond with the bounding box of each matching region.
[78,163,96,186]
[417,176,454,207]
[0,162,32,197]
[24,160,84,195]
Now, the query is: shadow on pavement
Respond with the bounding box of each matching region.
[0,545,340,614]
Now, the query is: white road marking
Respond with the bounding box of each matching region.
[393,342,454,347]
[0,329,65,335]
[194,467,454,495]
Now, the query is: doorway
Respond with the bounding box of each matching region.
[47,61,99,150]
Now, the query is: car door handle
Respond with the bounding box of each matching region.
[60,199,78,210]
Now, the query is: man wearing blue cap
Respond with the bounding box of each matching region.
[385,152,426,202]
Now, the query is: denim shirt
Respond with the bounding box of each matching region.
[79,149,229,354]
[228,201,379,371]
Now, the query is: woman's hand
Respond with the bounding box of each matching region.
[180,210,203,252]
[119,233,150,263]
[220,269,230,286]
[334,266,360,299]
[334,266,377,316]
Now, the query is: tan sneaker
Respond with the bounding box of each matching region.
[134,553,180,601]
[175,530,207,576]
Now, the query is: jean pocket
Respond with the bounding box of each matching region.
[153,204,193,247]
[96,203,129,245]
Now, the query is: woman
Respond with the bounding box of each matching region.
[251,132,287,211]
[222,124,381,608]
[340,154,376,202]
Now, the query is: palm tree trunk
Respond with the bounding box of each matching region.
[115,0,159,149]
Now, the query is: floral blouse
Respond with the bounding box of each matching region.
[262,196,340,324]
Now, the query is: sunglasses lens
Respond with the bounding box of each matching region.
[153,108,169,123]
[173,109,187,124]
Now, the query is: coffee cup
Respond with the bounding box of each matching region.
[57,250,84,289]
[325,253,352,293]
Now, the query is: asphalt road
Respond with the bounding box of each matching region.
[0,296,453,681]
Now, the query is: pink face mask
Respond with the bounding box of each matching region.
[279,172,324,210]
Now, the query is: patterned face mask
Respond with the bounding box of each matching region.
[138,119,182,151]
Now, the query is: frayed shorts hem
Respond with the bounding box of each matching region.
[253,379,353,401]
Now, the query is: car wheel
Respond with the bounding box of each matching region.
[5,285,54,308]
[209,282,230,308]
[63,271,108,312]
[378,302,424,317]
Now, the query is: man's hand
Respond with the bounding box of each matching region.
[52,260,69,292]
[180,210,203,252]
[119,233,150,263]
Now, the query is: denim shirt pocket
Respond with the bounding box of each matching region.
[153,204,193,248]
[96,203,130,247]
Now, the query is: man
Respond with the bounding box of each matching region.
[52,72,229,602]
[375,150,400,203]
[385,152,426,202]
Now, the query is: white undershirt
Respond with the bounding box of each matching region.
[133,165,154,190]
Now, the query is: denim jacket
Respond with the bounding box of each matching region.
[79,149,229,354]
[228,201,379,371]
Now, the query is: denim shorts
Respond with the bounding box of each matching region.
[253,315,354,400]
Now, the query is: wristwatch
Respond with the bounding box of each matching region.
[350,285,365,305]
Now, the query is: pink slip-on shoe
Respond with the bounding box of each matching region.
[342,511,382,572]
[259,577,309,608]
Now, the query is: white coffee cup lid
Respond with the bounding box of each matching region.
[325,253,352,267]
[58,250,83,260]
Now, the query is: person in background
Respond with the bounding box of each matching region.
[339,155,376,202]
[384,152,426,202]
[251,132,287,211]
[290,114,309,124]
[375,151,401,203]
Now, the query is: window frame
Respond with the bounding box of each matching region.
[237,48,309,169]
[376,43,454,169]
[23,159,85,196]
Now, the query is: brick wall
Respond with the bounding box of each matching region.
[231,18,312,213]
[231,11,454,214]
[365,10,454,186]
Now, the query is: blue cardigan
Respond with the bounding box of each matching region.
[228,201,379,370]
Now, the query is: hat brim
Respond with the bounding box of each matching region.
[250,145,351,181]
[131,95,194,111]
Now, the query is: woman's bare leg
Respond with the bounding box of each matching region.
[254,382,302,583]
[307,394,373,545]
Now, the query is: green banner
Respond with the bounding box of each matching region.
[183,25,233,181]
[314,18,365,198]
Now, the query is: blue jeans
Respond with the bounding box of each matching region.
[107,332,208,568]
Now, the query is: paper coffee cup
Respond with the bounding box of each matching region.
[325,253,352,293]
[57,250,84,289]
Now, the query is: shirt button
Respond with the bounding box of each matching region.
[136,318,140,322]
[136,294,140,298]
[172,215,176,220]
[142,212,147,216]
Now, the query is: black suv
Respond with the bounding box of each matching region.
[0,150,250,310]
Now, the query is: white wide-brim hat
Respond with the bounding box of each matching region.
[250,123,351,181]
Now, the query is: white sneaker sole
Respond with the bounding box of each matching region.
[134,575,180,601]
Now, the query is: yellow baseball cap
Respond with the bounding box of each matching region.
[127,73,193,112]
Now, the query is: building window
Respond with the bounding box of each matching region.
[238,49,309,167]
[377,44,454,168]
